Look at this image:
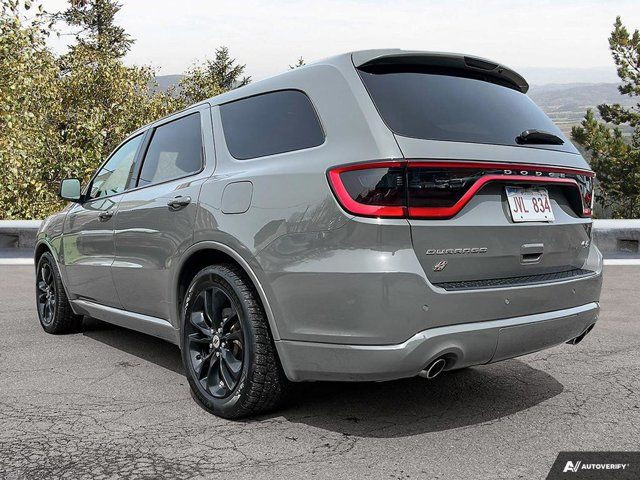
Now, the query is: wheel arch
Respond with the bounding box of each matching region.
[34,240,54,268]
[173,242,282,343]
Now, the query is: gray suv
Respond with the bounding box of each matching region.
[35,50,603,418]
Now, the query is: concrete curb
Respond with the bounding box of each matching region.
[1,219,639,256]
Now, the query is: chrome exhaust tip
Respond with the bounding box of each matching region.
[419,357,447,380]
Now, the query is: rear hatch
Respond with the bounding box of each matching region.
[349,52,595,288]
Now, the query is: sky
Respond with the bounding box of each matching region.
[40,0,640,84]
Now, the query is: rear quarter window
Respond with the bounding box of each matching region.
[220,90,324,160]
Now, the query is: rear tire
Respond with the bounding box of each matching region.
[181,264,288,419]
[36,252,83,334]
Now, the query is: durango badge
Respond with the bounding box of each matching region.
[426,247,488,255]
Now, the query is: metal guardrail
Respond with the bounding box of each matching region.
[0,219,639,256]
[591,219,640,256]
[0,220,42,248]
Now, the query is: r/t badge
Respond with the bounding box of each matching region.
[433,260,448,272]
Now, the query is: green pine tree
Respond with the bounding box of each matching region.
[178,46,251,105]
[572,17,640,218]
[59,0,133,59]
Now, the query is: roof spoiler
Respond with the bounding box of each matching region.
[352,50,529,93]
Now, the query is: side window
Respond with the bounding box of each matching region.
[220,90,324,160]
[90,134,143,199]
[137,113,203,187]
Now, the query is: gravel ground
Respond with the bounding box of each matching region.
[0,265,638,480]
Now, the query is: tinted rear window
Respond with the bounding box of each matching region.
[220,90,324,160]
[358,66,576,153]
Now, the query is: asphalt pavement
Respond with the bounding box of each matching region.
[0,265,638,479]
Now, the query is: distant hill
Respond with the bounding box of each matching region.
[528,83,634,134]
[153,74,184,93]
[518,66,618,85]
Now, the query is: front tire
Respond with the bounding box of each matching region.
[36,252,83,334]
[181,264,288,419]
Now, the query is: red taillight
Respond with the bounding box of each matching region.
[328,161,594,219]
[327,162,407,218]
[578,175,595,217]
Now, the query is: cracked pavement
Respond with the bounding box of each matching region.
[0,265,638,479]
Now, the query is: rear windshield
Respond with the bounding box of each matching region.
[358,66,576,153]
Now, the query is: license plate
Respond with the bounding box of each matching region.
[506,186,554,222]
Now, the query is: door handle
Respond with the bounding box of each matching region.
[98,210,114,221]
[167,195,191,210]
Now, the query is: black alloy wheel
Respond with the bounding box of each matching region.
[181,264,288,418]
[185,286,245,398]
[35,252,83,334]
[36,261,56,326]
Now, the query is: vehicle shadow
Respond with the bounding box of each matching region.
[269,360,564,438]
[82,317,185,375]
[81,317,563,438]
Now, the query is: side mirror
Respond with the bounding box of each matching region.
[59,178,82,202]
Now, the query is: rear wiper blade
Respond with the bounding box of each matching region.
[516,129,564,145]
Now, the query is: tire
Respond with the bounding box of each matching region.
[181,263,288,419]
[36,252,83,334]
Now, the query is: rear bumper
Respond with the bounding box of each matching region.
[276,302,599,382]
[257,219,603,345]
